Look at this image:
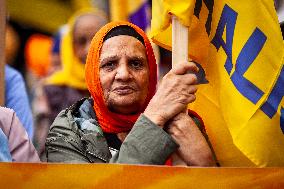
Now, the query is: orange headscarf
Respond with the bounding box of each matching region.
[85,21,157,133]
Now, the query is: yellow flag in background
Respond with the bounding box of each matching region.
[151,0,284,167]
[7,0,92,33]
[109,0,151,32]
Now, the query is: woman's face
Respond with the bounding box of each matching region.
[99,35,149,114]
[73,14,106,64]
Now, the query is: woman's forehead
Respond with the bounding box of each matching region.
[100,35,146,57]
[103,34,144,45]
[103,25,145,46]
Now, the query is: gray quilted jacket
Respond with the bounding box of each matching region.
[46,98,179,164]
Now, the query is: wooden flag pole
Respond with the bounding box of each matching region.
[172,16,188,67]
[171,15,189,166]
[0,0,6,106]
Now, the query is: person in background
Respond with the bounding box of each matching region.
[0,107,40,162]
[5,65,34,139]
[46,21,216,166]
[33,9,108,160]
[29,28,66,160]
[5,23,34,139]
[0,128,12,162]
[44,8,108,123]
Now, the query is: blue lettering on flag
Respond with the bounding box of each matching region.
[211,4,237,74]
[194,0,214,35]
[261,66,284,126]
[211,4,283,132]
[212,4,266,104]
[231,28,266,104]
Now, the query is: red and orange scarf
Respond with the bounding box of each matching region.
[85,21,157,133]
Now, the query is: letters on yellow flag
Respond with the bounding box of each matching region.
[151,0,284,167]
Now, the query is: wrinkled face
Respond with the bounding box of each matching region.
[73,14,106,64]
[99,35,149,114]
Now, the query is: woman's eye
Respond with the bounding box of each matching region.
[130,60,143,69]
[101,61,116,71]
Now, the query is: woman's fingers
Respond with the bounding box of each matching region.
[144,63,199,127]
[187,85,198,95]
[182,73,198,85]
[172,62,199,75]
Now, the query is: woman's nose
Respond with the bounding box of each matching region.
[115,60,131,81]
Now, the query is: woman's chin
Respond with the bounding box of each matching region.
[108,100,141,114]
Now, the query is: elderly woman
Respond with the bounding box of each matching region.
[46,21,215,166]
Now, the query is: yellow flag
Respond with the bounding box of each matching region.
[109,0,151,31]
[7,0,92,33]
[151,0,284,167]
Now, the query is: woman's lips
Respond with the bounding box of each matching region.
[113,86,135,95]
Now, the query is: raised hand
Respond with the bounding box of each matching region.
[144,62,198,127]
